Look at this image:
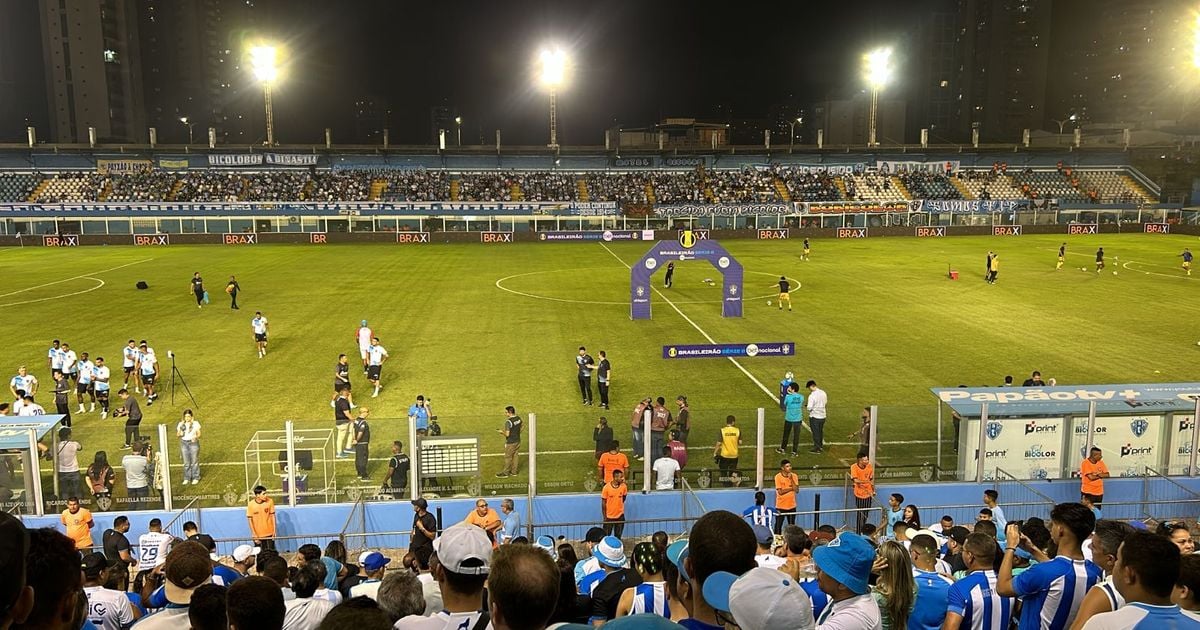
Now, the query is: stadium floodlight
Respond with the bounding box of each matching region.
[862,47,893,147]
[537,47,569,149]
[248,45,279,146]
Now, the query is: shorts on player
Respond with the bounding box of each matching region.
[75,382,93,395]
[367,365,382,381]
[359,346,371,359]
[803,248,811,255]
[779,292,791,302]
[1058,256,1064,263]
[141,374,156,386]
[334,381,351,392]
[123,366,135,375]
[96,389,110,401]
[1184,262,1192,270]
[255,333,267,342]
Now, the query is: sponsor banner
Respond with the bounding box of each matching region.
[663,157,705,167]
[876,160,960,174]
[395,231,431,244]
[157,158,190,170]
[807,204,902,214]
[480,231,514,243]
[207,153,320,166]
[654,203,791,217]
[912,199,1023,214]
[222,233,257,245]
[915,226,946,237]
[936,383,1200,418]
[1144,222,1170,234]
[1168,414,1196,475]
[836,227,868,238]
[959,417,1065,481]
[632,240,743,319]
[677,228,709,246]
[571,201,620,216]
[96,159,152,174]
[309,233,328,244]
[777,164,863,175]
[757,228,789,240]
[42,234,78,247]
[1067,223,1098,235]
[992,225,1022,236]
[538,230,645,242]
[0,201,616,217]
[1068,414,1163,478]
[611,157,652,168]
[133,234,170,246]
[663,342,795,359]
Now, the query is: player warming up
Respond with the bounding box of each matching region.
[1056,242,1066,270]
[802,238,811,261]
[366,337,388,397]
[775,276,793,311]
[1181,248,1193,276]
[355,319,373,375]
[664,261,674,288]
[1095,247,1105,273]
[251,311,269,358]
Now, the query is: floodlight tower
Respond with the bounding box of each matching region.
[863,48,893,147]
[249,46,279,146]
[538,47,568,149]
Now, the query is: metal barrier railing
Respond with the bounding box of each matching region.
[994,468,1056,522]
[1141,467,1200,524]
[162,497,200,540]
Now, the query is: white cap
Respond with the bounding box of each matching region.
[232,544,260,563]
[703,567,815,630]
[432,523,491,575]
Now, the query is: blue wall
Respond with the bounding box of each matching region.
[21,475,1193,552]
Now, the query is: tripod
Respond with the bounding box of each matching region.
[169,353,198,408]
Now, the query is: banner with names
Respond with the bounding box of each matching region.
[208,153,320,166]
[654,203,791,217]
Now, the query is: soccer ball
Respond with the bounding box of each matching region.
[767,300,772,306]
[1080,267,1087,272]
[1113,271,1118,276]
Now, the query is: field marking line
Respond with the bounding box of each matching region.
[599,242,780,405]
[0,278,105,308]
[66,440,944,470]
[1120,259,1198,281]
[494,268,793,306]
[0,258,154,298]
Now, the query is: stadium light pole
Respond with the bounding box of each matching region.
[454,116,462,146]
[1053,114,1077,145]
[789,117,802,151]
[249,46,279,146]
[863,48,893,147]
[538,47,568,149]
[179,116,194,144]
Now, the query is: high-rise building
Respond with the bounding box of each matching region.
[0,0,47,142]
[40,0,147,143]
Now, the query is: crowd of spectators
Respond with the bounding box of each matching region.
[307,172,372,202]
[778,168,843,202]
[456,171,518,202]
[898,172,962,200]
[172,172,246,202]
[581,172,651,204]
[36,173,107,203]
[704,168,779,203]
[378,171,451,202]
[510,172,577,202]
[242,172,310,202]
[106,170,179,202]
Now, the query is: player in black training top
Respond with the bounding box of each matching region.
[776,276,792,312]
[664,262,675,288]
[1057,243,1066,270]
[189,272,205,308]
[1095,247,1105,273]
[383,440,410,496]
[332,353,354,408]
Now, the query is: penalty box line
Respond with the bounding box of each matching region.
[598,242,780,405]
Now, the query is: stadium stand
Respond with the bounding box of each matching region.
[0,173,41,202]
[955,170,1025,200]
[105,169,179,202]
[844,172,902,202]
[307,171,373,201]
[777,168,845,202]
[898,172,962,200]
[36,172,106,203]
[378,170,451,201]
[242,172,310,202]
[172,171,247,202]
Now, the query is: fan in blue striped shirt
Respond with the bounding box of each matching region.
[742,491,777,531]
[998,503,1101,630]
[944,533,1014,630]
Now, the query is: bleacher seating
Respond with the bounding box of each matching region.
[0,166,1157,206]
[0,173,41,202]
[36,173,106,203]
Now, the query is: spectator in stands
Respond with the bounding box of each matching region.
[323,540,360,596]
[487,543,561,630]
[348,553,389,600]
[872,540,916,629]
[884,493,905,534]
[983,490,1007,533]
[395,522,491,629]
[187,584,228,630]
[702,565,815,630]
[944,533,1013,630]
[14,528,82,630]
[284,561,338,629]
[585,536,642,623]
[1159,522,1196,556]
[298,544,346,596]
[1072,520,1137,628]
[573,527,606,589]
[498,498,522,544]
[227,576,285,630]
[751,524,784,570]
[138,540,215,628]
[1174,555,1200,616]
[374,570,425,624]
[102,515,134,570]
[811,531,879,628]
[0,513,32,629]
[999,503,1100,630]
[260,555,295,601]
[1082,531,1196,627]
[316,596,392,630]
[676,510,757,629]
[464,499,502,543]
[909,534,953,630]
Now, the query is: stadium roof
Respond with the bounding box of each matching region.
[931,383,1200,417]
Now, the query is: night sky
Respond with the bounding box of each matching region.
[252,0,936,144]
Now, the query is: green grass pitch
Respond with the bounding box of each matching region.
[3,233,1197,507]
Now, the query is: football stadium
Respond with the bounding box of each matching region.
[2,1,1200,629]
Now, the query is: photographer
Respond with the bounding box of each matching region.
[114,388,143,449]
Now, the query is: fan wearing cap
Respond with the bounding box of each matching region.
[394,522,492,630]
[230,544,260,579]
[704,566,815,630]
[586,536,643,624]
[579,536,631,598]
[349,552,390,600]
[135,541,214,629]
[811,531,881,629]
[0,512,33,629]
[82,552,141,629]
[573,527,607,591]
[753,524,786,570]
[615,542,679,620]
[675,511,758,630]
